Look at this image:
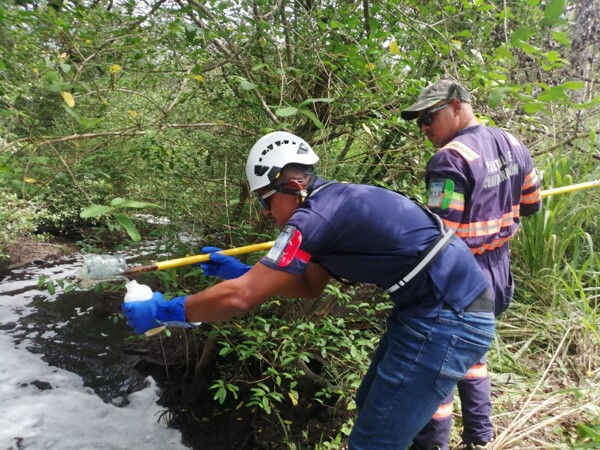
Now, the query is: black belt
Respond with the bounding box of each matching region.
[443,294,493,313]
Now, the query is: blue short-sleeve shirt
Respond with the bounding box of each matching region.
[260,178,488,316]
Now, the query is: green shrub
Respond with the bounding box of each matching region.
[0,192,50,258]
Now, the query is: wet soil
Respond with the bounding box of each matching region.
[122,326,350,449]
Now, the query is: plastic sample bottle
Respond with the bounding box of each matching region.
[123,280,164,335]
[124,280,153,302]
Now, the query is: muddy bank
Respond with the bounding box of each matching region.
[0,236,79,275]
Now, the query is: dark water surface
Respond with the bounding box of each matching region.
[0,254,190,449]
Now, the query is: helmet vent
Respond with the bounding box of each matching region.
[254,165,269,176]
[297,143,309,154]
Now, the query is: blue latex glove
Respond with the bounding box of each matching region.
[199,246,251,280]
[122,292,188,335]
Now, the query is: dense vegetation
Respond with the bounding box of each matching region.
[1,0,598,448]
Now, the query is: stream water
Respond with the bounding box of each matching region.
[0,253,191,450]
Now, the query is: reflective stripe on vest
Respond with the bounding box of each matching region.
[504,131,520,146]
[447,191,465,212]
[465,363,489,378]
[522,169,540,191]
[444,141,480,161]
[432,401,454,420]
[469,229,518,255]
[521,170,542,204]
[442,205,520,238]
[521,190,541,204]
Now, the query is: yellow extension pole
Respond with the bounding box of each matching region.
[541,180,600,198]
[121,241,276,275]
[153,241,275,270]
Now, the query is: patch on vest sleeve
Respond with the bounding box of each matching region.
[441,179,455,210]
[427,179,444,208]
[266,225,309,267]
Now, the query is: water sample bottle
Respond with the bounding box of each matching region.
[123,280,165,335]
[124,280,153,302]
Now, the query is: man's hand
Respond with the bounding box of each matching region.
[122,292,188,334]
[199,246,252,279]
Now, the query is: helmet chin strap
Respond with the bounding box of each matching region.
[288,179,308,202]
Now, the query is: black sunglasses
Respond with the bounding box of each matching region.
[256,185,300,210]
[416,102,451,128]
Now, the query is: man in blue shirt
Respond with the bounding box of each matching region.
[122,131,495,449]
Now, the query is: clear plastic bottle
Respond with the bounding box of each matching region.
[124,280,153,302]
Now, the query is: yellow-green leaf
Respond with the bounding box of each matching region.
[60,91,75,108]
[109,64,122,74]
[288,392,298,406]
[451,40,462,49]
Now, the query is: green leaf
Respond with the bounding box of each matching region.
[275,106,298,117]
[539,17,566,27]
[552,31,570,46]
[48,80,72,93]
[488,87,514,108]
[537,86,569,102]
[523,102,550,114]
[115,200,159,209]
[572,95,600,109]
[510,27,535,47]
[184,24,197,43]
[561,81,585,90]
[298,109,324,129]
[80,117,101,128]
[515,41,540,55]
[546,51,559,63]
[80,204,114,218]
[298,97,334,107]
[543,0,565,20]
[113,212,141,242]
[494,46,513,60]
[63,105,81,124]
[240,81,257,90]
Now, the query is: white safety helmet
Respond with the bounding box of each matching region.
[245,131,319,192]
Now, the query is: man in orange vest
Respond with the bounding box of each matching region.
[402,80,542,450]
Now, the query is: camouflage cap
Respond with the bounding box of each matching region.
[401,80,471,120]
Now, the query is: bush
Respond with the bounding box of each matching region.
[0,192,50,258]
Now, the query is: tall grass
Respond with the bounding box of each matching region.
[490,151,600,448]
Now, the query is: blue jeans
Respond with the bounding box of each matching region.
[349,306,495,450]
